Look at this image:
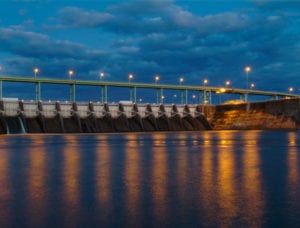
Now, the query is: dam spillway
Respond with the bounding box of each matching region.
[0,100,214,134]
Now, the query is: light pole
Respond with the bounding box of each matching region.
[128,74,134,102]
[192,94,196,104]
[161,95,165,104]
[179,77,184,85]
[250,83,255,89]
[99,72,105,103]
[128,73,133,83]
[244,66,251,89]
[68,70,74,80]
[225,80,230,87]
[289,87,294,94]
[100,72,105,80]
[34,68,39,79]
[173,94,177,104]
[155,75,160,103]
[68,70,75,101]
[203,79,208,104]
[155,75,160,84]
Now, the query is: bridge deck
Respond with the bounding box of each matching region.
[0,75,298,100]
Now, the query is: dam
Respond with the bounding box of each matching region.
[1,97,300,134]
[0,100,215,134]
[0,75,299,134]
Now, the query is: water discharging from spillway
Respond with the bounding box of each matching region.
[5,116,26,134]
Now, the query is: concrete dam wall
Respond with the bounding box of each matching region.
[0,100,215,134]
[211,98,300,130]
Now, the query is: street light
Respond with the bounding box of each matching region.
[192,94,196,104]
[100,72,105,80]
[68,70,74,80]
[289,87,294,94]
[225,80,230,87]
[99,72,105,103]
[244,66,251,89]
[179,77,184,85]
[155,75,160,84]
[250,83,255,89]
[173,94,177,103]
[203,79,208,104]
[34,68,39,79]
[128,73,133,83]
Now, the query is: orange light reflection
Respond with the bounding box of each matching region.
[175,133,190,210]
[27,135,47,227]
[62,135,81,226]
[241,131,264,227]
[287,132,299,212]
[151,133,168,223]
[199,132,216,223]
[216,131,238,226]
[0,137,11,228]
[124,134,142,227]
[95,135,112,217]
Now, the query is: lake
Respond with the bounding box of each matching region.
[0,131,300,227]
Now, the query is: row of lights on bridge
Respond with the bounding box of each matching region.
[2,65,257,91]
[33,67,210,86]
[2,65,265,91]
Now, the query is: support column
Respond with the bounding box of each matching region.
[130,87,136,102]
[185,89,188,104]
[104,85,108,102]
[181,90,184,104]
[198,91,202,104]
[133,86,136,103]
[160,88,164,103]
[244,93,248,102]
[0,80,2,100]
[70,84,76,102]
[100,86,104,103]
[35,82,41,101]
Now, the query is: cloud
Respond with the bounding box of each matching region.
[54,1,250,36]
[0,27,110,78]
[58,7,113,27]
[1,0,300,94]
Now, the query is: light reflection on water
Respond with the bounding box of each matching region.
[0,131,300,227]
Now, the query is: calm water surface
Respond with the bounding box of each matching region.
[0,131,300,227]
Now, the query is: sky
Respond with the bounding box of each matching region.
[0,0,300,101]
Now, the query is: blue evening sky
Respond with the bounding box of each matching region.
[0,0,300,101]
